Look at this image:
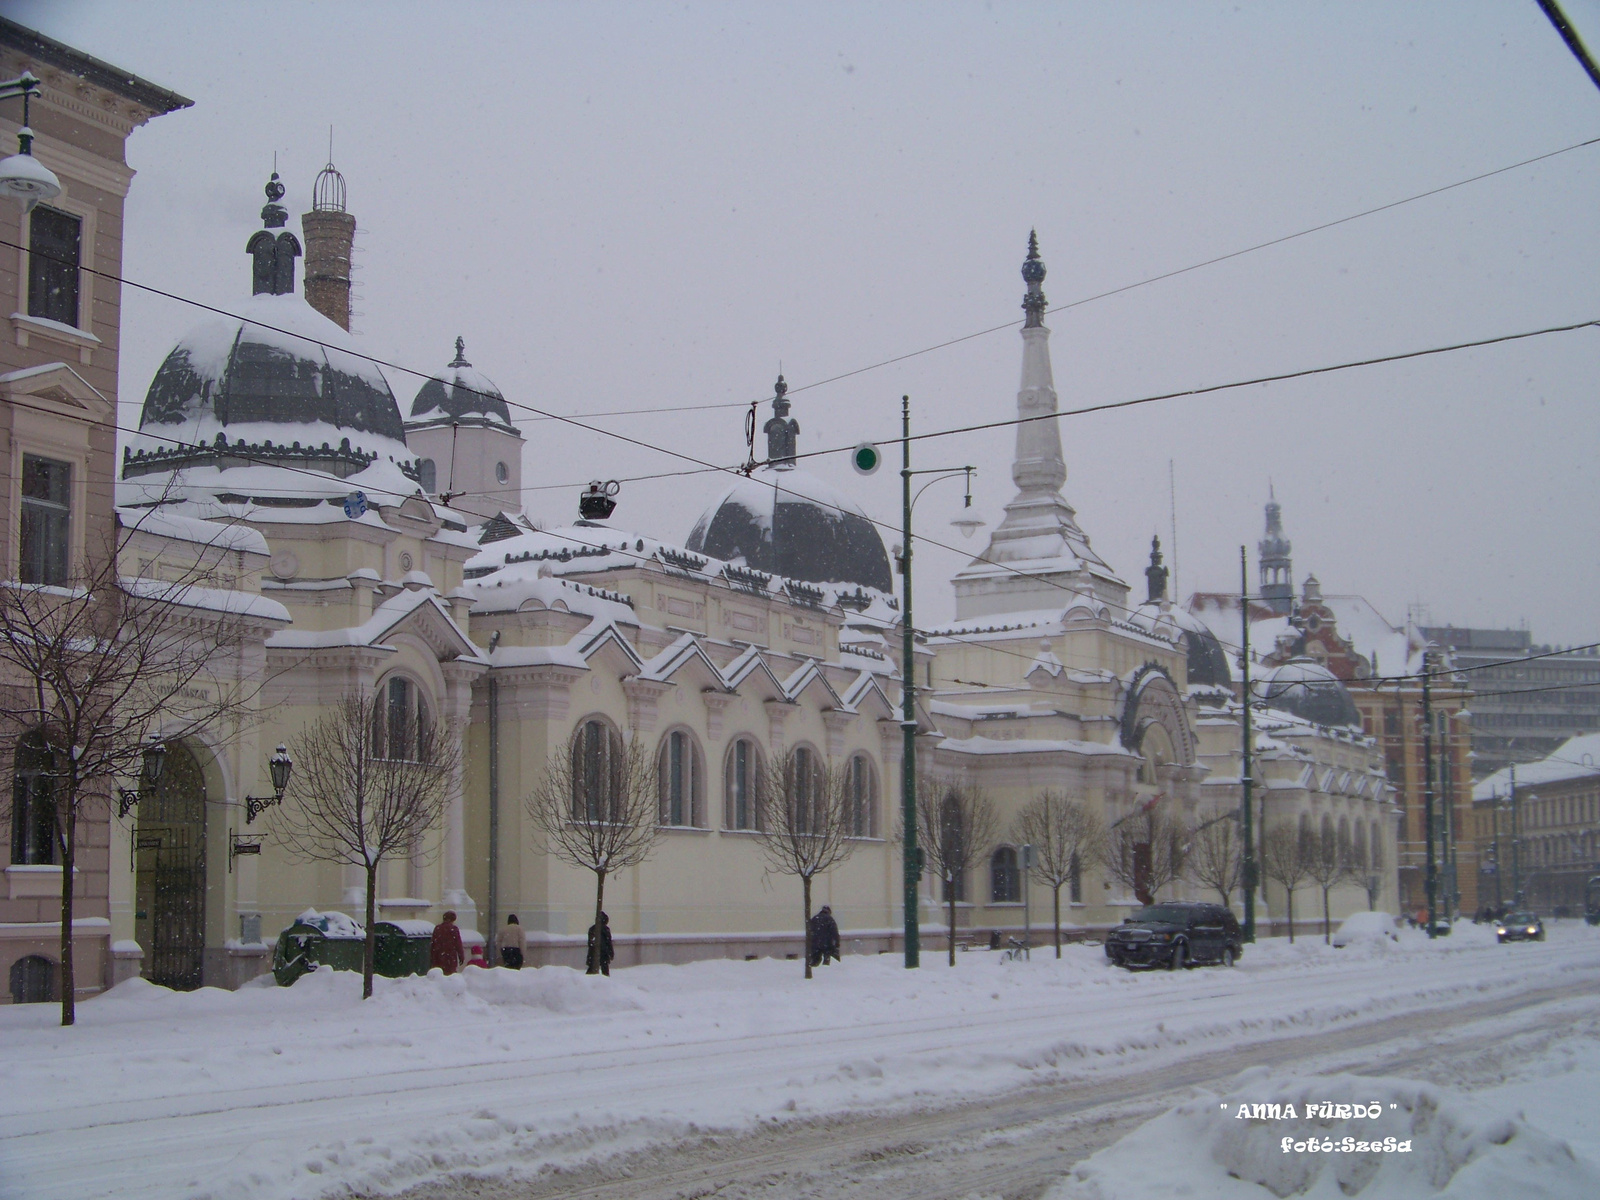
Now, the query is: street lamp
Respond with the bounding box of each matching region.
[116,733,169,819]
[0,73,63,212]
[245,744,294,824]
[897,394,980,969]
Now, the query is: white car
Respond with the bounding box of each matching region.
[1331,911,1400,948]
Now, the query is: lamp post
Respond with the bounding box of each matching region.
[116,733,169,819]
[245,744,294,824]
[897,394,980,969]
[0,73,63,212]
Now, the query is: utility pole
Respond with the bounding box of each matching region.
[1422,651,1437,935]
[1239,547,1256,943]
[1509,762,1522,906]
[899,395,920,968]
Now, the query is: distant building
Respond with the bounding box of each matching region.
[1421,626,1600,780]
[1473,734,1600,916]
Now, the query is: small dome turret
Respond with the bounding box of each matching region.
[1253,658,1361,729]
[408,337,516,431]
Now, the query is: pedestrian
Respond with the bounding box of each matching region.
[586,911,614,976]
[810,905,840,967]
[430,909,466,975]
[496,913,526,970]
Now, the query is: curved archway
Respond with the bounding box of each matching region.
[8,954,56,1004]
[657,727,705,828]
[135,741,208,991]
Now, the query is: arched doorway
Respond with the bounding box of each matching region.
[9,955,56,1004]
[134,742,207,990]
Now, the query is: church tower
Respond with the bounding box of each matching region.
[1258,488,1293,614]
[404,338,526,521]
[951,233,1128,619]
[301,154,355,330]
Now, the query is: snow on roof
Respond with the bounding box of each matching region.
[1474,733,1600,799]
[266,587,470,654]
[121,576,290,623]
[937,734,1134,757]
[117,507,270,556]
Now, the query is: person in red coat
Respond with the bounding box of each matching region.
[430,910,466,975]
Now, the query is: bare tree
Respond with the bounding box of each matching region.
[1362,836,1384,911]
[1260,823,1311,942]
[0,513,262,1025]
[1186,805,1243,908]
[757,749,857,978]
[1013,791,1103,957]
[273,693,459,997]
[1304,825,1357,943]
[1101,804,1187,906]
[526,724,660,974]
[907,777,998,966]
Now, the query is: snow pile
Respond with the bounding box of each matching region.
[1331,910,1400,948]
[376,964,646,1015]
[1051,1067,1600,1200]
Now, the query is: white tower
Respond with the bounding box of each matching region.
[404,337,525,522]
[951,233,1129,619]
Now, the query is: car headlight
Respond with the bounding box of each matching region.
[1495,926,1506,934]
[1527,927,1538,934]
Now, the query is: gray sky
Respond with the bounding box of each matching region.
[14,0,1600,644]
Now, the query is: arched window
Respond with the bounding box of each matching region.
[785,745,819,834]
[724,737,763,831]
[990,846,1021,903]
[372,676,431,762]
[940,791,966,904]
[847,753,877,838]
[418,458,437,493]
[8,954,56,1005]
[572,719,625,822]
[10,733,57,865]
[1368,821,1383,872]
[658,729,704,827]
[1069,851,1083,904]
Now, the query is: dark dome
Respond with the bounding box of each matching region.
[408,338,515,429]
[1254,658,1361,729]
[1183,624,1232,688]
[686,466,891,593]
[135,294,407,447]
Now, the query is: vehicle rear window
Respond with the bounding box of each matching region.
[1128,906,1192,924]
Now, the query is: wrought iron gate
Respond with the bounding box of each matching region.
[134,744,206,990]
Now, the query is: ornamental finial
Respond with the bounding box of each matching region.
[450,336,470,368]
[764,374,798,467]
[261,172,288,229]
[1021,229,1047,327]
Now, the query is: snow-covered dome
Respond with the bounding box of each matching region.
[688,466,891,593]
[122,175,415,494]
[408,337,515,430]
[1253,658,1361,729]
[686,376,891,593]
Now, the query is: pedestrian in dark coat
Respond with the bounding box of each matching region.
[496,914,526,969]
[809,905,841,967]
[430,910,466,975]
[586,911,615,976]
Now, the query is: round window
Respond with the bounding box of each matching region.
[495,461,509,485]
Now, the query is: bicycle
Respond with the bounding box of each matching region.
[1000,937,1030,962]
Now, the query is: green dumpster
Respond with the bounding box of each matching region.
[373,920,434,978]
[271,910,369,986]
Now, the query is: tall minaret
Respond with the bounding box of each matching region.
[951,233,1128,620]
[301,154,355,330]
[1258,487,1293,614]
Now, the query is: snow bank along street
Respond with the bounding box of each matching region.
[3,922,1599,1200]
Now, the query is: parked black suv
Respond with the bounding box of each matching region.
[1105,901,1243,970]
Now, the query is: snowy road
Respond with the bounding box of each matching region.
[2,921,1598,1200]
[390,982,1598,1200]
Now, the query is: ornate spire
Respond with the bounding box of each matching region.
[1145,534,1169,606]
[1021,229,1047,328]
[1258,489,1294,615]
[449,336,470,368]
[248,172,301,296]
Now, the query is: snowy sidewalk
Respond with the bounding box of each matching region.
[2,922,1598,1200]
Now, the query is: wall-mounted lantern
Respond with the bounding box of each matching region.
[246,744,294,824]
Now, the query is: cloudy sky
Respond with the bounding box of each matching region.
[13,0,1600,643]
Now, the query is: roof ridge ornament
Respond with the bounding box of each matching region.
[449,336,470,369]
[1021,229,1047,328]
[248,171,301,296]
[764,373,798,467]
